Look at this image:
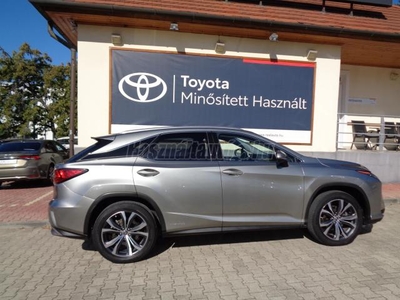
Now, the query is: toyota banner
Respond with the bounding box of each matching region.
[111,50,315,144]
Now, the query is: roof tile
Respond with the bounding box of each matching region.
[67,0,400,35]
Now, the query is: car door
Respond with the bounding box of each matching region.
[213,132,305,229]
[39,142,57,176]
[133,131,223,234]
[51,141,69,160]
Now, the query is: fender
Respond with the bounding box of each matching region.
[305,182,371,221]
[84,192,166,236]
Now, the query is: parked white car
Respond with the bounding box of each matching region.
[56,136,78,150]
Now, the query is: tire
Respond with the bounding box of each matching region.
[307,191,363,246]
[47,164,55,184]
[92,201,157,263]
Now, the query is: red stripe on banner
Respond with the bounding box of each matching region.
[243,59,315,68]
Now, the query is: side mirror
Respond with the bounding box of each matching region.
[276,150,289,168]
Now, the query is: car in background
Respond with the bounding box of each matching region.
[49,127,384,263]
[0,139,69,185]
[56,136,78,150]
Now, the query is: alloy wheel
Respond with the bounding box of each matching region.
[101,210,149,258]
[319,199,358,241]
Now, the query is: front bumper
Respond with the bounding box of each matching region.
[367,208,385,224]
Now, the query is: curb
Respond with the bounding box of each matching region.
[383,198,400,204]
[0,221,49,228]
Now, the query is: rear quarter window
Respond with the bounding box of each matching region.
[73,137,155,162]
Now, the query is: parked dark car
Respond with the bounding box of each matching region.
[49,127,384,263]
[0,139,69,185]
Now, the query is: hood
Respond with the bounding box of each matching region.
[315,157,368,171]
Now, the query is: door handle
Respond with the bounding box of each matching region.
[222,169,243,176]
[137,169,160,177]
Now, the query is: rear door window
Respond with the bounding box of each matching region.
[51,141,67,152]
[145,132,210,161]
[44,142,58,153]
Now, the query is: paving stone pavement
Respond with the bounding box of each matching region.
[0,203,399,300]
[0,181,52,223]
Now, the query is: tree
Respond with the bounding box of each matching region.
[41,63,74,138]
[0,43,74,139]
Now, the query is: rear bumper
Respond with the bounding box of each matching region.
[50,227,85,239]
[0,167,42,181]
[48,195,90,237]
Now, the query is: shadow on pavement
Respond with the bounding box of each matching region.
[151,228,306,259]
[164,228,304,247]
[80,225,376,262]
[81,228,307,260]
[0,180,52,190]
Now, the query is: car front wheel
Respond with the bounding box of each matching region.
[307,191,363,246]
[92,201,157,263]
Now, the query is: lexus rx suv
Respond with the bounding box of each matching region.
[49,127,384,263]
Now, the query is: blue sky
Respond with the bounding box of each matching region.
[0,0,70,65]
[0,0,399,66]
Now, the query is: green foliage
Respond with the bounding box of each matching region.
[0,43,75,139]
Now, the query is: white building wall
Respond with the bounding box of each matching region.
[333,65,400,149]
[77,26,111,147]
[77,25,341,151]
[343,65,400,116]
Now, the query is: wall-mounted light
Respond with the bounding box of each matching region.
[111,34,123,46]
[170,22,179,31]
[307,49,318,61]
[215,42,226,54]
[269,33,278,42]
[390,71,399,81]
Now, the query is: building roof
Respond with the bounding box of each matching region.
[30,0,400,68]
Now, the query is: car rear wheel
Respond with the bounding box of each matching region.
[307,191,363,246]
[92,201,157,263]
[47,164,55,183]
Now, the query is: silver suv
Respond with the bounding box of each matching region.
[49,127,384,263]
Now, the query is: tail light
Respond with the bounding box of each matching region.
[20,155,41,160]
[357,170,372,176]
[356,169,378,179]
[53,168,88,184]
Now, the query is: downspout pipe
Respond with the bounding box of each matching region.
[47,23,77,157]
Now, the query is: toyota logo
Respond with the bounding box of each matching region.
[118,72,167,103]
